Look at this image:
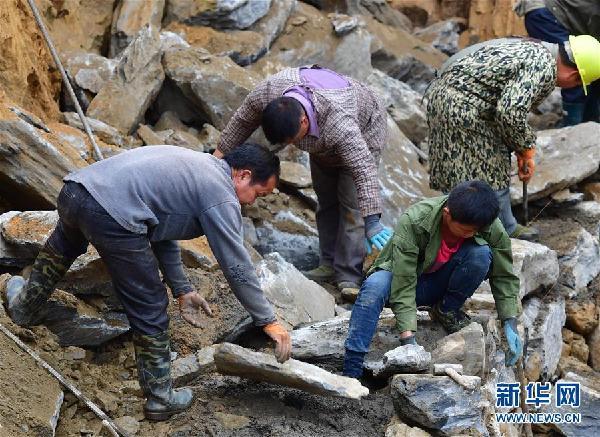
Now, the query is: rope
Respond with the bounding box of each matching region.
[0,322,125,436]
[26,0,104,161]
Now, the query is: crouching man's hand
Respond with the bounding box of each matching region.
[263,321,292,363]
[178,291,213,327]
[503,317,523,367]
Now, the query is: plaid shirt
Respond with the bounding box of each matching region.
[218,68,387,217]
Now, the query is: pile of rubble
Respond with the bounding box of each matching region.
[0,0,599,436]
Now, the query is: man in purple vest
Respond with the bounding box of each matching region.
[215,66,391,294]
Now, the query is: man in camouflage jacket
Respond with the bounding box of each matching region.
[215,66,390,291]
[425,38,582,241]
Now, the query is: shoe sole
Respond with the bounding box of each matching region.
[144,406,189,421]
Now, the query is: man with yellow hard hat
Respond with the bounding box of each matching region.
[425,35,600,241]
[515,0,600,125]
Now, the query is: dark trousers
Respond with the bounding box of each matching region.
[47,182,170,335]
[525,7,600,123]
[344,240,491,354]
[310,157,365,284]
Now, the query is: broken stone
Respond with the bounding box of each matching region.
[464,293,496,312]
[366,70,427,145]
[87,27,165,135]
[197,345,217,371]
[583,182,600,202]
[166,0,272,30]
[110,0,166,58]
[433,363,463,375]
[565,300,598,335]
[63,53,118,94]
[560,201,600,238]
[385,415,432,437]
[254,222,319,271]
[136,124,165,146]
[511,238,560,299]
[178,236,219,271]
[521,296,566,378]
[291,310,446,371]
[94,390,119,414]
[256,252,335,330]
[431,322,485,376]
[172,353,202,387]
[551,189,584,205]
[558,226,600,292]
[378,117,439,227]
[1,210,58,252]
[390,374,487,436]
[63,112,140,149]
[413,19,462,56]
[588,324,600,371]
[346,0,413,31]
[279,161,312,188]
[114,416,140,435]
[0,107,88,209]
[214,342,369,399]
[570,331,590,363]
[511,123,600,204]
[162,47,260,130]
[372,344,431,378]
[64,346,87,361]
[329,13,359,36]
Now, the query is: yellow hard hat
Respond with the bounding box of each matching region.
[568,34,600,95]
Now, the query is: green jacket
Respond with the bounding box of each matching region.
[368,196,520,333]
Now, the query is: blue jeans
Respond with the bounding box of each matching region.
[343,240,491,376]
[525,8,600,123]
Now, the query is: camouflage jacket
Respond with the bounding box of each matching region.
[218,67,387,217]
[426,40,557,191]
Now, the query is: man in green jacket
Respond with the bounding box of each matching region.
[343,180,522,378]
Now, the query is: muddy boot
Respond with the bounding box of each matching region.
[133,331,193,421]
[509,224,539,242]
[3,244,74,326]
[302,265,334,283]
[430,302,472,334]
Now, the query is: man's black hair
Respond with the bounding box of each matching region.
[223,142,280,184]
[261,97,304,145]
[447,180,499,228]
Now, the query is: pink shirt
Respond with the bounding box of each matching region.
[427,237,465,273]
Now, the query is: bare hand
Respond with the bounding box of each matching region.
[178,292,213,328]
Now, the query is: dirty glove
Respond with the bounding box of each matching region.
[263,321,292,363]
[400,333,417,346]
[517,148,535,183]
[503,317,523,367]
[364,214,393,254]
[178,291,213,328]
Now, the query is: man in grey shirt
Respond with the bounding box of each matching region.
[2,143,291,421]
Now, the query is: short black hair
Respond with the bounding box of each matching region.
[447,180,499,228]
[261,97,304,145]
[559,42,577,68]
[223,142,280,184]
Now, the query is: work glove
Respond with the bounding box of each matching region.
[503,317,523,367]
[178,291,213,328]
[400,333,417,346]
[516,148,535,183]
[364,214,393,254]
[263,321,292,363]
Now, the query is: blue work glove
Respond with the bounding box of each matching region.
[364,214,393,254]
[503,317,523,367]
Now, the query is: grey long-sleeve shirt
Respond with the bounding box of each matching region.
[65,145,276,326]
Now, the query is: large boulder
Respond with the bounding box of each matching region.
[390,374,487,436]
[63,112,140,149]
[166,0,272,29]
[511,123,600,204]
[87,27,165,135]
[413,19,462,56]
[511,239,560,299]
[214,342,369,399]
[162,46,260,130]
[110,0,166,58]
[254,222,319,271]
[256,252,335,330]
[521,296,566,379]
[366,70,428,145]
[378,117,439,227]
[63,53,118,95]
[345,0,413,30]
[431,322,486,376]
[0,106,88,209]
[250,2,373,82]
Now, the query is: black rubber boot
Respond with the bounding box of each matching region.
[3,244,74,326]
[133,331,193,421]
